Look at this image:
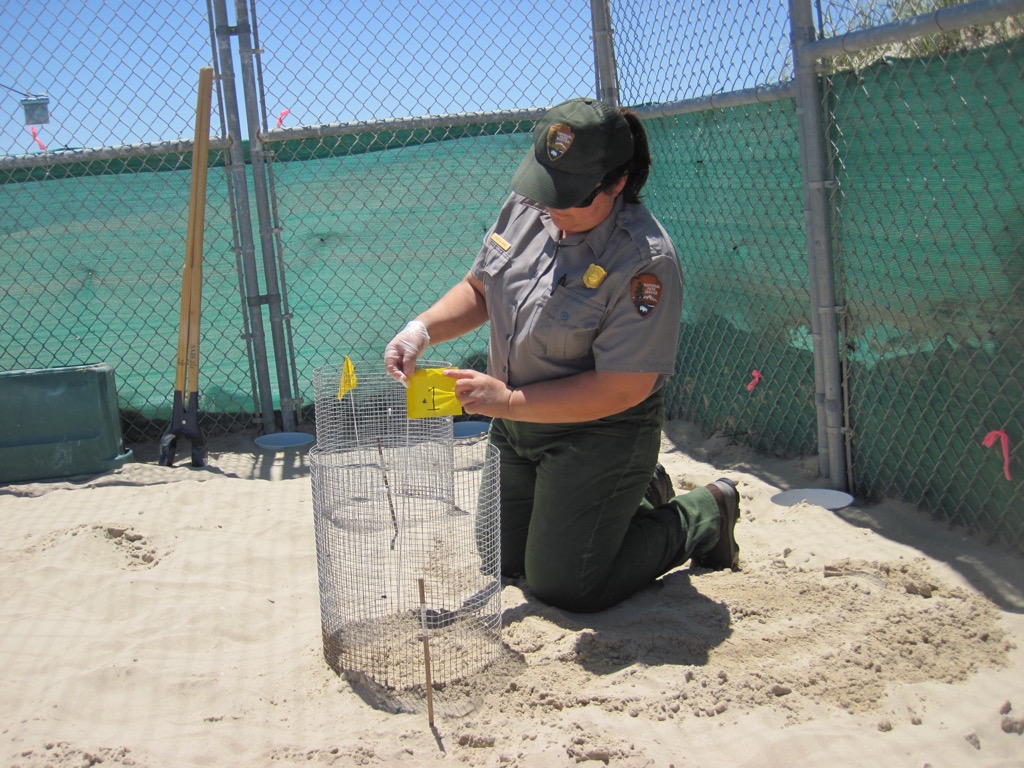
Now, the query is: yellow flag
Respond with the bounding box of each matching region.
[336,356,358,400]
[407,368,462,419]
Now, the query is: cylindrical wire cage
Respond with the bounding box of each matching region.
[310,360,502,695]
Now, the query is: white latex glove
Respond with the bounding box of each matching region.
[384,320,430,387]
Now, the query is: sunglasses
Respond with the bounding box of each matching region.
[573,184,607,208]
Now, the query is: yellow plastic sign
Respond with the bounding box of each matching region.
[407,368,462,418]
[336,355,358,400]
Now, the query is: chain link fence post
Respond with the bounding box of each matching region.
[591,0,621,106]
[211,0,278,435]
[790,0,849,489]
[229,0,298,432]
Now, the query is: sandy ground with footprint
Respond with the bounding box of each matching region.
[1,418,1022,768]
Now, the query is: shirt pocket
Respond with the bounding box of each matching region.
[476,239,513,278]
[528,289,605,360]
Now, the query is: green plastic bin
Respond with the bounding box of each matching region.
[0,363,133,483]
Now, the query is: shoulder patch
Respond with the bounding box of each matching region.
[630,273,662,317]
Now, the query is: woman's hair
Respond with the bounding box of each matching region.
[600,109,651,204]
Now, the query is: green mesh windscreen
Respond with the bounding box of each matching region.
[830,40,1023,545]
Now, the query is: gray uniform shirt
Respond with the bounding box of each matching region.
[470,193,683,389]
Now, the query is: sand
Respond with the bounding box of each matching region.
[1,419,1022,768]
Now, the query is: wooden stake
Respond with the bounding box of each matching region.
[376,437,399,549]
[418,578,435,727]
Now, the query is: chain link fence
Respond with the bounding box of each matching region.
[252,0,599,411]
[821,5,1024,544]
[0,0,257,443]
[0,1,1020,550]
[613,1,817,456]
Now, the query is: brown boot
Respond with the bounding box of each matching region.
[643,463,676,507]
[692,478,740,570]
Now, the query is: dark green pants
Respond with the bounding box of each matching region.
[489,392,722,613]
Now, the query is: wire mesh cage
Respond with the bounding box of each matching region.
[310,360,502,698]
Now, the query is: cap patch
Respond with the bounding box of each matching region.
[631,273,662,317]
[546,124,575,161]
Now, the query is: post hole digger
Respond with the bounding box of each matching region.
[159,67,214,468]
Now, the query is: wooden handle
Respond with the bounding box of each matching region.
[175,66,214,396]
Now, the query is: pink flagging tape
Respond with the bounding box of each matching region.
[30,126,46,151]
[746,369,763,392]
[982,429,1012,482]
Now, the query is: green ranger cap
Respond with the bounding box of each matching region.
[511,97,633,209]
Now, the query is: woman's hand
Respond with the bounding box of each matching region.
[442,369,514,418]
[384,320,430,387]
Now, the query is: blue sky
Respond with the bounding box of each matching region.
[1,0,794,158]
